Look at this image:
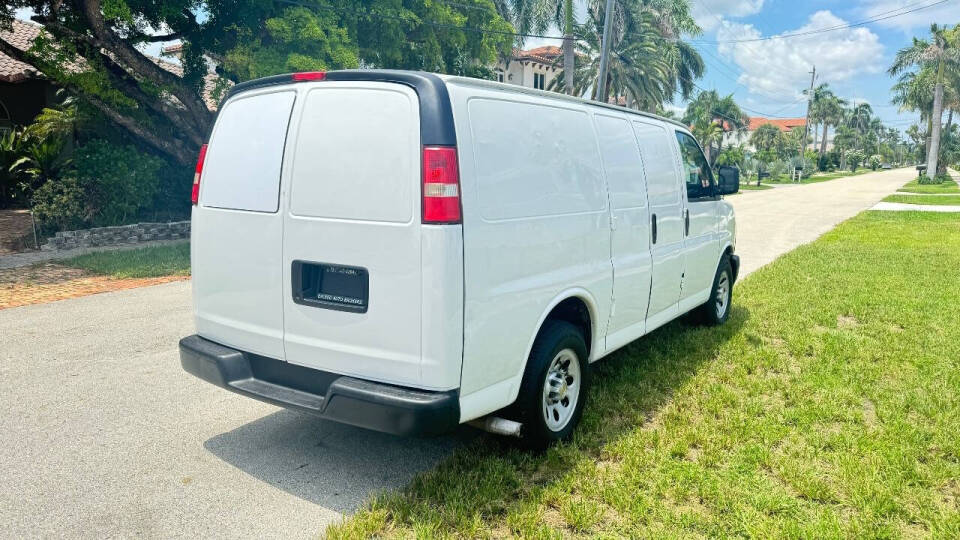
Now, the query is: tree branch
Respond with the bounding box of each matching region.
[80,0,212,129]
[86,96,194,165]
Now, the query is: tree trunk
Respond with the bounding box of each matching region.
[927,81,944,178]
[563,0,574,96]
[820,122,829,156]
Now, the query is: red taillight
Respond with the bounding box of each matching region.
[292,71,326,82]
[422,146,461,224]
[191,143,207,205]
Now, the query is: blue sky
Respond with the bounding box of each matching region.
[525,0,960,132]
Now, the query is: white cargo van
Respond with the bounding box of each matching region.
[179,70,740,446]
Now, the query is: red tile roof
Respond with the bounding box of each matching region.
[748,117,806,132]
[0,20,222,110]
[514,46,562,65]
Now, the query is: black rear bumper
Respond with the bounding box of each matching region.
[179,335,460,436]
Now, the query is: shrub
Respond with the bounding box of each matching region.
[31,176,88,231]
[73,140,165,226]
[869,154,883,170]
[789,156,816,179]
[847,150,865,172]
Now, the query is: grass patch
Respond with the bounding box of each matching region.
[60,242,190,278]
[738,183,773,191]
[883,194,960,206]
[329,212,960,539]
[763,169,872,186]
[897,177,960,194]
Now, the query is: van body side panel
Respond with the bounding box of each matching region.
[281,82,429,388]
[594,112,652,353]
[192,89,296,359]
[449,83,613,405]
[419,225,464,389]
[631,120,684,332]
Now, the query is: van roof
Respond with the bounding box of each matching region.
[437,74,688,130]
[224,69,687,131]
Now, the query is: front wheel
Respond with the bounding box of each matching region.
[697,257,733,325]
[514,320,590,449]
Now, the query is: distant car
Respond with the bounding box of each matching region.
[881,163,892,169]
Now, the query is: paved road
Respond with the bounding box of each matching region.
[729,167,915,277]
[0,167,914,538]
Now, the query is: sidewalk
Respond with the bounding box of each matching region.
[871,201,960,212]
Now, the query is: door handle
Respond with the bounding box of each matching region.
[651,213,658,244]
[684,209,690,236]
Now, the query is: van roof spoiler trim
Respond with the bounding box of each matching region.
[221,70,457,146]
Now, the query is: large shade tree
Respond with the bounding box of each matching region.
[0,0,513,165]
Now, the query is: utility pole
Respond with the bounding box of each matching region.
[800,65,816,158]
[563,0,574,96]
[595,0,616,102]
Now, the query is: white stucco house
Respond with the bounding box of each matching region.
[496,46,563,90]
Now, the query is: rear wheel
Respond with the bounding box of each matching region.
[697,257,733,325]
[514,320,590,449]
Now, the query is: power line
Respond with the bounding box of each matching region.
[693,0,952,44]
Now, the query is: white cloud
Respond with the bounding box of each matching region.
[717,11,884,100]
[859,0,960,33]
[691,0,765,31]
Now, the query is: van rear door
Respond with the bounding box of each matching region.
[192,89,296,359]
[281,82,425,387]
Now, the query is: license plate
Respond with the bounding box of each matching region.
[292,261,368,313]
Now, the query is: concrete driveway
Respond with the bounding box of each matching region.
[0,167,914,538]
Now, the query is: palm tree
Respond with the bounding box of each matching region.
[683,90,747,164]
[889,24,960,176]
[549,4,703,111]
[806,85,847,157]
[505,0,577,94]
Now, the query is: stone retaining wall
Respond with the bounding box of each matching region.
[41,221,190,251]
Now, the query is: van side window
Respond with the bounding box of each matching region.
[674,132,715,200]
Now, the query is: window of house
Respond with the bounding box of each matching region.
[533,73,545,90]
[496,70,504,83]
[674,131,715,200]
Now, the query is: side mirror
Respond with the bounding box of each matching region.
[717,165,739,195]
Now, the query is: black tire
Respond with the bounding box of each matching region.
[697,256,733,326]
[514,320,590,449]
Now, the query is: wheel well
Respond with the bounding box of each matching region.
[723,246,739,282]
[542,297,592,356]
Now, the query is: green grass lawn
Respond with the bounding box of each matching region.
[738,183,774,191]
[897,177,960,195]
[760,169,872,186]
[60,242,191,278]
[883,194,960,206]
[330,212,960,539]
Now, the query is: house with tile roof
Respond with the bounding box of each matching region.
[0,20,58,135]
[722,116,830,152]
[0,20,221,136]
[496,46,564,91]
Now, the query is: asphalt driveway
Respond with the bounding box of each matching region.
[0,167,915,538]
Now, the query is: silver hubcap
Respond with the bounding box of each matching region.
[716,271,730,319]
[542,349,581,432]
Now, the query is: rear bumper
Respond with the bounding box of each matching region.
[179,335,460,436]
